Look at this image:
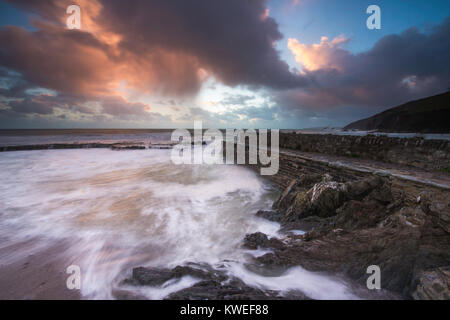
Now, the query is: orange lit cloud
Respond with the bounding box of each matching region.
[1,0,305,100]
[260,8,270,20]
[288,35,350,72]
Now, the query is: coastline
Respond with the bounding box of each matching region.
[0,132,448,300]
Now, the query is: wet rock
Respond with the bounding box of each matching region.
[242,232,284,250]
[345,176,393,204]
[128,267,174,286]
[123,265,210,297]
[124,263,308,300]
[411,267,450,300]
[307,180,346,217]
[243,232,269,250]
[111,144,146,150]
[167,278,291,300]
[281,175,394,223]
[272,174,324,211]
[334,200,388,230]
[170,265,225,282]
[253,173,450,298]
[419,192,450,234]
[256,223,423,295]
[255,210,283,222]
[112,289,148,300]
[272,179,298,211]
[124,264,227,288]
[281,215,328,232]
[124,171,448,300]
[283,179,346,221]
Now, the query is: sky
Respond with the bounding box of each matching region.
[0,0,449,129]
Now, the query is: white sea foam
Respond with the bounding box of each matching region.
[226,263,358,300]
[0,149,357,299]
[123,276,201,300]
[288,230,306,236]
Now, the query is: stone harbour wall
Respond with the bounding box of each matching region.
[279,133,450,171]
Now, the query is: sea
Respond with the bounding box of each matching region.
[0,129,402,299]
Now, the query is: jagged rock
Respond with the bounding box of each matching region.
[124,172,448,300]
[255,210,283,222]
[124,264,226,286]
[167,278,294,300]
[124,264,227,287]
[123,263,308,300]
[382,206,427,229]
[242,232,284,250]
[282,175,394,223]
[307,180,346,217]
[419,192,450,234]
[243,232,269,249]
[343,175,391,202]
[256,223,423,295]
[281,215,328,232]
[272,174,324,211]
[272,179,297,210]
[334,200,388,230]
[411,267,450,300]
[127,267,174,286]
[283,179,346,221]
[112,289,148,300]
[252,174,450,298]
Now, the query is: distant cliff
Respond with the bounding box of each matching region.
[344,92,450,133]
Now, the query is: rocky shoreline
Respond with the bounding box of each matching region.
[1,138,448,299]
[251,174,449,299]
[120,172,449,300]
[116,135,449,300]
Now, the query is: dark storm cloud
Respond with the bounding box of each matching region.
[285,18,450,110]
[8,96,56,115]
[98,0,307,89]
[1,92,157,117]
[0,25,117,96]
[100,95,151,116]
[1,0,306,97]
